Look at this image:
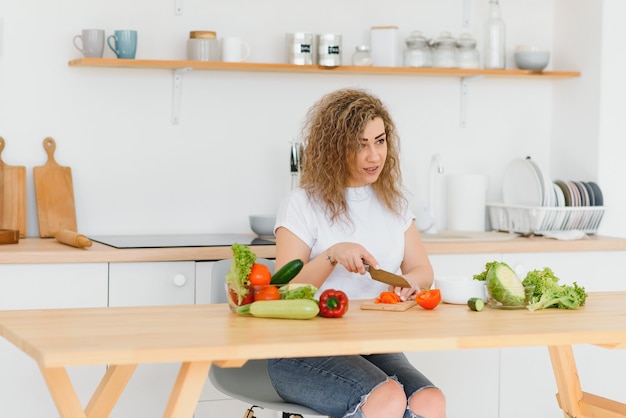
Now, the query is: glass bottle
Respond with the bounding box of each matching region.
[484,0,506,69]
[352,45,372,66]
[403,31,432,67]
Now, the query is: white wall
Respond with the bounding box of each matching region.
[1,0,620,238]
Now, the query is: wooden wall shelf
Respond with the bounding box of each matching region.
[68,58,580,79]
[68,57,581,125]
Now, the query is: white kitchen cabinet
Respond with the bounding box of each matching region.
[430,253,501,280]
[108,261,195,418]
[499,251,626,418]
[0,263,108,418]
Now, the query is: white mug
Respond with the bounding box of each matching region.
[73,29,105,58]
[221,37,250,62]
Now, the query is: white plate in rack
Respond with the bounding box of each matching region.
[526,158,554,206]
[502,158,543,207]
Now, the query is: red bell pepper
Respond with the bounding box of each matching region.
[319,289,349,318]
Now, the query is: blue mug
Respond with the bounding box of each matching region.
[107,30,137,59]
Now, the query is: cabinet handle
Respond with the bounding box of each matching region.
[173,274,186,287]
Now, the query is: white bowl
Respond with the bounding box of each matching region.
[514,48,550,71]
[249,215,276,238]
[435,275,487,305]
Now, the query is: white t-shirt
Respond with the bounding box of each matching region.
[275,185,414,300]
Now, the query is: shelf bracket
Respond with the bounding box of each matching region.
[174,0,183,16]
[460,75,482,128]
[172,67,192,125]
[462,0,471,27]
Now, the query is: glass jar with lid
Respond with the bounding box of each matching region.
[403,31,432,67]
[431,31,458,68]
[352,45,372,66]
[457,33,480,69]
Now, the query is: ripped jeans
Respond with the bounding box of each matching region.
[267,353,435,418]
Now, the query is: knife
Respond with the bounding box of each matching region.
[365,264,411,288]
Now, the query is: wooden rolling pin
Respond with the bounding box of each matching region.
[54,229,93,249]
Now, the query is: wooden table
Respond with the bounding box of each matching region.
[1,292,626,418]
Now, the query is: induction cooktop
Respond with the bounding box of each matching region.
[89,233,274,249]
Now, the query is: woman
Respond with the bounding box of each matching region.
[268,88,446,418]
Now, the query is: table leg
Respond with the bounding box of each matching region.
[40,367,87,418]
[549,345,626,418]
[548,345,584,418]
[85,364,137,418]
[162,361,212,418]
[41,364,137,418]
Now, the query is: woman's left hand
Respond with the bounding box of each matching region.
[390,278,420,301]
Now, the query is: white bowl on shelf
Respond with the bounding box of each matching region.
[514,46,550,71]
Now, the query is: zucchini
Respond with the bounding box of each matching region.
[236,299,319,319]
[486,262,526,306]
[270,259,304,285]
[467,297,485,312]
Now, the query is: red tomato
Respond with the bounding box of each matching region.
[415,289,441,310]
[253,285,281,301]
[248,263,272,286]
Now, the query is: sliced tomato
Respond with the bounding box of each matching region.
[415,289,441,310]
[375,291,402,304]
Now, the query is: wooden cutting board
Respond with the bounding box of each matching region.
[34,137,77,237]
[360,300,417,311]
[0,137,27,237]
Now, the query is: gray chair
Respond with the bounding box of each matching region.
[208,258,326,418]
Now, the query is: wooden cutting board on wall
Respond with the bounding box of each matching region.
[0,137,27,237]
[34,137,77,237]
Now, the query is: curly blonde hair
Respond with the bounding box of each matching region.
[299,88,405,224]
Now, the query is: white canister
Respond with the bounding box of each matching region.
[317,34,342,67]
[370,26,400,67]
[286,33,314,65]
[446,174,489,231]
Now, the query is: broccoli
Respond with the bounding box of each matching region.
[225,243,257,304]
[522,267,588,311]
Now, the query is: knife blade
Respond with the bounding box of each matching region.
[365,264,411,288]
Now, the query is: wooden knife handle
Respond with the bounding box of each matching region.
[54,229,93,249]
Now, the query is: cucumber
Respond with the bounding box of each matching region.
[270,259,304,285]
[467,298,485,312]
[237,299,319,319]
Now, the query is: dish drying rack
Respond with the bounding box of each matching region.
[487,203,606,235]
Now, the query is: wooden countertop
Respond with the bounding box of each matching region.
[0,234,625,264]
